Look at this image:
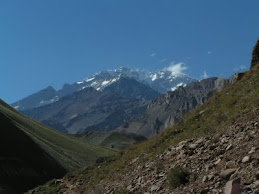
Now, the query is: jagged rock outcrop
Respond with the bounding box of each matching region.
[251,38,259,68]
[117,77,229,138]
[229,73,245,84]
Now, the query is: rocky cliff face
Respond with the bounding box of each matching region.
[117,77,229,138]
[251,38,259,68]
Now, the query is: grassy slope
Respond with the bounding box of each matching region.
[32,63,259,192]
[0,100,114,171]
[78,131,147,150]
[0,111,67,193]
[100,132,147,150]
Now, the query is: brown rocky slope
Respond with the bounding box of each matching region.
[82,112,258,193]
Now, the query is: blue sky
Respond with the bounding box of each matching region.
[1,0,259,103]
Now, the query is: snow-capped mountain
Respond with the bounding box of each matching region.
[75,67,197,93]
[12,67,196,111]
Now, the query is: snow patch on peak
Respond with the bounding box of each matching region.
[111,78,118,82]
[81,86,89,90]
[77,76,95,85]
[171,82,186,91]
[75,66,196,94]
[171,87,177,91]
[151,74,157,81]
[91,81,98,87]
[102,80,110,86]
[85,77,95,82]
[39,96,59,105]
[177,82,186,87]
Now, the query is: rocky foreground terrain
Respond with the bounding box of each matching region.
[38,108,258,194]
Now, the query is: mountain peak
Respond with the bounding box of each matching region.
[115,66,132,72]
[45,86,56,91]
[12,66,197,110]
[76,66,196,93]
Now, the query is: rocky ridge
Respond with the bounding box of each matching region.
[117,77,229,138]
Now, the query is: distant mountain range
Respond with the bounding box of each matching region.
[12,66,231,136]
[12,67,196,111]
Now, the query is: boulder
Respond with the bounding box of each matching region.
[241,156,250,163]
[224,178,242,194]
[220,169,237,179]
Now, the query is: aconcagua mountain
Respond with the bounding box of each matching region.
[12,66,196,111]
[74,67,196,94]
[22,78,161,134]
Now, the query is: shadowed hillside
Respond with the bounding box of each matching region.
[0,100,114,193]
[0,111,66,193]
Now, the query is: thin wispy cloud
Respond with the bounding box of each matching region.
[202,70,209,79]
[160,58,167,63]
[150,52,156,57]
[149,52,168,64]
[207,51,212,55]
[233,65,247,72]
[164,62,187,76]
[239,65,246,70]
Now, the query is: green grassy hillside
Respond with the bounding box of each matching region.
[0,100,114,170]
[78,131,147,150]
[100,132,147,150]
[0,111,67,193]
[0,100,114,192]
[31,62,259,193]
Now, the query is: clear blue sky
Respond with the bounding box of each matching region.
[1,0,259,103]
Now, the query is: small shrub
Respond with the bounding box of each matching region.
[156,161,165,172]
[167,166,189,189]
